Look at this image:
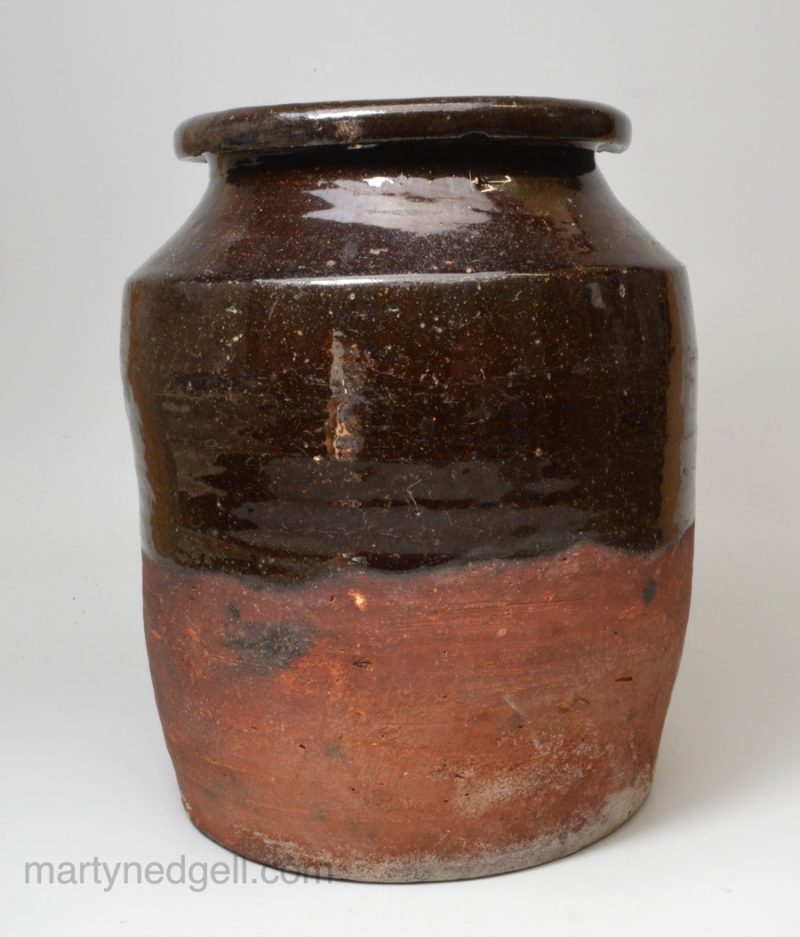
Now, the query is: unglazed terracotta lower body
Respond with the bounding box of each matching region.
[143,527,693,882]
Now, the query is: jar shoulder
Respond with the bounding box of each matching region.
[129,165,685,284]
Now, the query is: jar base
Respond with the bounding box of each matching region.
[181,776,651,883]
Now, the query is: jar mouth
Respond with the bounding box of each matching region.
[175,96,630,161]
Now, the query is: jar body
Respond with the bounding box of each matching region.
[123,115,696,881]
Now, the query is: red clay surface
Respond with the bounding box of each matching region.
[143,527,693,881]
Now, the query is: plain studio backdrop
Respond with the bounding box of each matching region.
[1,1,797,934]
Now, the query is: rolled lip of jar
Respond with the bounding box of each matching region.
[175,96,631,161]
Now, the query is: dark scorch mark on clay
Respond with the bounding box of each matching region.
[222,612,314,674]
[643,578,657,604]
[507,710,526,730]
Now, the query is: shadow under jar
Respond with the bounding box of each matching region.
[122,97,697,882]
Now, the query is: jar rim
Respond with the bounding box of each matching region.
[175,96,631,161]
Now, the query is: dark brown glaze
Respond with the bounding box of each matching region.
[176,97,631,160]
[124,146,695,579]
[122,97,696,880]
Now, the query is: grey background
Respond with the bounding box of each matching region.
[2,0,798,933]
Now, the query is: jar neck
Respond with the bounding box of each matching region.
[210,141,597,185]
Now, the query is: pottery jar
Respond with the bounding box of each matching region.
[122,97,697,882]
